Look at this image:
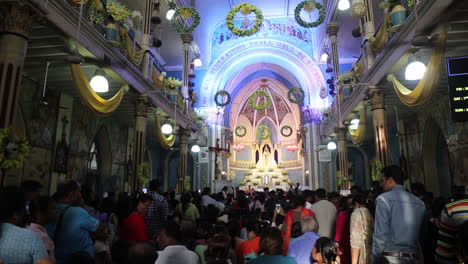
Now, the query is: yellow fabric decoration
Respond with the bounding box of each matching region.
[70,64,126,114]
[353,57,365,79]
[92,0,104,10]
[70,0,90,5]
[119,27,145,66]
[154,113,176,149]
[371,14,390,54]
[388,32,447,107]
[152,69,164,90]
[349,107,366,145]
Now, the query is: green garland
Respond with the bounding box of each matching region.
[235,126,247,137]
[288,87,305,104]
[214,90,231,107]
[256,125,271,140]
[0,128,30,170]
[226,3,264,37]
[249,90,271,110]
[137,162,151,184]
[281,126,293,137]
[294,1,326,28]
[170,7,201,34]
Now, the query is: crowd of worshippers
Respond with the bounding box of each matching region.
[0,165,467,264]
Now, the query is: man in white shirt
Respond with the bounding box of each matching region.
[310,188,337,238]
[201,187,225,212]
[155,222,198,264]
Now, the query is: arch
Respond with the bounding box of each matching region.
[200,39,327,109]
[87,125,112,194]
[422,118,451,197]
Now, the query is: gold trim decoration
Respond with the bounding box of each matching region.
[70,64,126,114]
[154,112,176,149]
[119,26,145,66]
[152,69,165,90]
[353,56,365,79]
[388,32,447,107]
[371,14,390,54]
[69,0,90,5]
[349,107,366,145]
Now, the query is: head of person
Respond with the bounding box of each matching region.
[127,242,158,264]
[312,237,339,264]
[205,233,231,264]
[136,194,153,215]
[21,180,43,201]
[202,187,211,196]
[259,227,283,256]
[222,186,228,192]
[180,192,192,211]
[29,196,56,225]
[301,216,319,234]
[244,213,261,240]
[381,165,405,192]
[56,180,82,206]
[148,179,161,193]
[315,188,327,201]
[303,190,314,203]
[157,221,182,249]
[291,221,303,239]
[0,186,27,226]
[291,195,306,209]
[352,193,367,208]
[350,185,362,194]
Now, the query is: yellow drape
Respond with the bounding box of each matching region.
[371,14,391,54]
[388,32,447,107]
[154,113,176,149]
[152,69,164,89]
[92,0,104,10]
[349,107,366,145]
[119,27,145,66]
[353,57,365,79]
[70,64,126,114]
[70,0,90,5]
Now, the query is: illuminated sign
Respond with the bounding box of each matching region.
[446,56,468,122]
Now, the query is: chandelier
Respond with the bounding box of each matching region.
[232,142,246,152]
[286,144,299,152]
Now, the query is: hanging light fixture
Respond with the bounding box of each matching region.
[191,144,201,153]
[287,144,300,152]
[327,141,337,150]
[320,52,329,62]
[233,142,246,152]
[90,69,109,93]
[350,118,360,130]
[405,55,426,80]
[193,56,202,67]
[166,2,176,20]
[338,0,350,10]
[161,121,173,135]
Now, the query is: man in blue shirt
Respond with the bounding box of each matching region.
[51,180,102,264]
[372,165,426,264]
[287,216,320,264]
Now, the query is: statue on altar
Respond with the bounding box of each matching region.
[257,142,277,169]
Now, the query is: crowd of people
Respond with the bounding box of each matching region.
[0,165,467,264]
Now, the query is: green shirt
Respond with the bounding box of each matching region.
[175,203,200,222]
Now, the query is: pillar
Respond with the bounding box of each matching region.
[327,22,340,81]
[370,88,391,166]
[362,0,376,69]
[181,33,193,114]
[335,127,349,189]
[141,0,152,79]
[132,94,149,191]
[0,3,36,128]
[177,130,190,193]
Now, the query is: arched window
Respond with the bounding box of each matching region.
[87,141,100,173]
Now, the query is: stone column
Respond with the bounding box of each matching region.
[0,3,36,128]
[370,88,391,166]
[327,22,340,81]
[363,0,376,69]
[303,106,323,189]
[181,34,193,114]
[178,130,190,193]
[132,94,149,191]
[335,127,349,189]
[141,0,153,79]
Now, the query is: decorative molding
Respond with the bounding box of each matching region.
[1,2,36,39]
[335,127,347,141]
[326,22,339,37]
[181,33,193,44]
[369,89,385,110]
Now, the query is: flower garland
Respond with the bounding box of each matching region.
[214,90,231,107]
[287,87,305,104]
[171,7,201,34]
[235,126,247,137]
[249,90,271,110]
[256,125,271,140]
[0,128,30,170]
[137,162,151,184]
[107,0,132,22]
[294,1,326,28]
[226,3,264,37]
[281,126,293,137]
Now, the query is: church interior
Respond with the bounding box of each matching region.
[0,0,467,196]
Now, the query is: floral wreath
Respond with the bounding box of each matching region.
[294,1,326,28]
[249,90,271,110]
[256,125,271,140]
[235,126,247,137]
[281,126,293,137]
[214,90,231,107]
[137,162,150,184]
[226,3,264,37]
[0,128,30,170]
[288,87,305,104]
[170,7,201,34]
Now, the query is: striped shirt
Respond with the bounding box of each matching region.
[435,198,468,262]
[145,191,170,239]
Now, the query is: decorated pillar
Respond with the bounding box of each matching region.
[327,22,340,81]
[178,129,190,193]
[363,0,376,69]
[303,106,322,189]
[132,94,149,191]
[181,33,193,114]
[141,0,153,79]
[335,127,349,190]
[370,88,391,166]
[0,3,36,128]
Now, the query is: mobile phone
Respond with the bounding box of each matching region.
[275,203,281,213]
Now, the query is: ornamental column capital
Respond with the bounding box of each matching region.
[369,87,385,110]
[181,33,193,44]
[0,2,37,39]
[334,127,347,141]
[326,22,339,37]
[135,94,150,117]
